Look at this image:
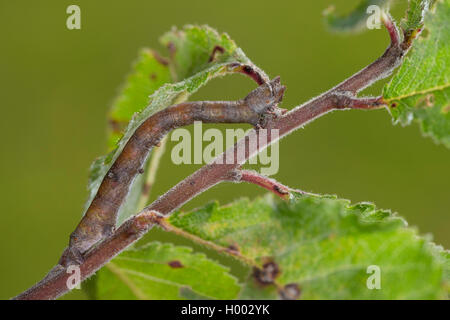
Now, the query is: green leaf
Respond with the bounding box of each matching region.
[168,193,448,299]
[160,25,263,81]
[107,49,171,149]
[83,25,267,225]
[384,0,450,147]
[401,0,434,32]
[94,242,240,300]
[323,0,389,33]
[442,250,450,297]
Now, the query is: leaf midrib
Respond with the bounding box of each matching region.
[385,82,450,102]
[105,262,149,300]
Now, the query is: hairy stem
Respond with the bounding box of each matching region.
[15,14,412,300]
[227,170,297,200]
[14,211,163,300]
[65,77,285,260]
[146,94,385,215]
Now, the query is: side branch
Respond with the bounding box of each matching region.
[227,170,302,200]
[334,12,404,94]
[146,95,384,215]
[146,14,407,216]
[64,77,285,264]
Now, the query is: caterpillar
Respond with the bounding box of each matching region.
[61,76,285,265]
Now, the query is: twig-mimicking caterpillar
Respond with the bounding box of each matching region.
[62,77,285,265]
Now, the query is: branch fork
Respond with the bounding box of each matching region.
[15,13,417,300]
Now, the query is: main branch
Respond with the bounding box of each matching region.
[15,14,413,300]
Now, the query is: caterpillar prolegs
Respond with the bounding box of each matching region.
[61,77,285,265]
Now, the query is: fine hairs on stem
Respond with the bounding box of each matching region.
[15,13,417,300]
[62,76,285,265]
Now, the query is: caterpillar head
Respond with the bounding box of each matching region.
[245,76,286,114]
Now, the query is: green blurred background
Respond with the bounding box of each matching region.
[1,0,448,299]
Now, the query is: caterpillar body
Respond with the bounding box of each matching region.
[62,77,285,264]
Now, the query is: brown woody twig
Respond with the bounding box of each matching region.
[15,13,413,300]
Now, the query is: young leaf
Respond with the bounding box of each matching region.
[401,0,435,32]
[384,0,450,147]
[83,25,267,225]
[168,194,448,299]
[94,242,240,299]
[107,49,171,149]
[162,25,248,80]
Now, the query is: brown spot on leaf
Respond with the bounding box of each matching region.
[167,42,176,58]
[279,283,301,300]
[226,244,240,254]
[150,73,157,80]
[425,94,435,107]
[151,49,169,66]
[208,45,225,62]
[168,260,184,268]
[391,102,398,108]
[416,94,436,109]
[253,261,280,285]
[109,119,123,133]
[443,105,450,114]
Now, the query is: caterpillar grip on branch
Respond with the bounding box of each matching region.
[60,77,286,266]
